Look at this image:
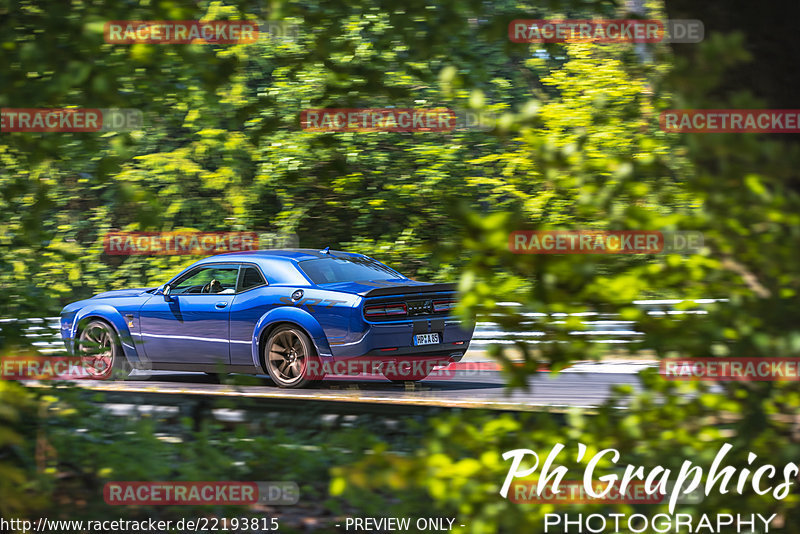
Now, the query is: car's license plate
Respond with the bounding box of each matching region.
[414,333,440,346]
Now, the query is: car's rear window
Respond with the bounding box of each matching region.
[298,256,403,284]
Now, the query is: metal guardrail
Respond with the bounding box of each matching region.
[469,299,723,346]
[1,299,725,355]
[59,385,567,416]
[0,316,64,354]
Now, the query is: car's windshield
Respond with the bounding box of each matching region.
[298,256,403,284]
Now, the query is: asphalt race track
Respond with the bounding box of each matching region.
[61,364,649,411]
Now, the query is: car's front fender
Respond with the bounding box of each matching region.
[251,306,334,369]
[69,304,143,365]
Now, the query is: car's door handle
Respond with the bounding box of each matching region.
[215,301,228,309]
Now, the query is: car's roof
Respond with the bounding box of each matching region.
[210,248,360,262]
[179,249,402,287]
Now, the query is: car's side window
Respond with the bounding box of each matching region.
[171,265,240,294]
[238,265,267,292]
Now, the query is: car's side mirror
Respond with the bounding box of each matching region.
[162,284,172,301]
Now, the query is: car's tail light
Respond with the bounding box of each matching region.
[432,299,457,313]
[365,303,407,318]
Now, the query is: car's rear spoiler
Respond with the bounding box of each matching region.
[360,282,457,298]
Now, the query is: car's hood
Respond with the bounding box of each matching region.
[91,287,157,299]
[318,279,457,297]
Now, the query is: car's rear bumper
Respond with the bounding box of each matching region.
[361,345,467,361]
[329,317,474,360]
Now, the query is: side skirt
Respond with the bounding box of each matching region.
[133,362,264,374]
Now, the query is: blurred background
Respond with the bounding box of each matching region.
[2,0,800,532]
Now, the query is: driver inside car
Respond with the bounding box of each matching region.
[201,279,234,294]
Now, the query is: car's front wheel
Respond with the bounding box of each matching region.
[264,326,319,388]
[78,320,130,379]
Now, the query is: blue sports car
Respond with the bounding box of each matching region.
[60,249,474,387]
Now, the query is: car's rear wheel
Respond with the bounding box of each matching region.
[264,326,318,388]
[78,320,130,379]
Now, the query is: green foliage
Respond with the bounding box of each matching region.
[329,12,800,534]
[2,0,800,531]
[0,382,423,526]
[0,379,41,518]
[1,0,654,323]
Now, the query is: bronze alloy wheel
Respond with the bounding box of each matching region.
[77,320,130,379]
[264,326,317,388]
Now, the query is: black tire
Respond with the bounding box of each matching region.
[263,326,320,388]
[77,320,131,380]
